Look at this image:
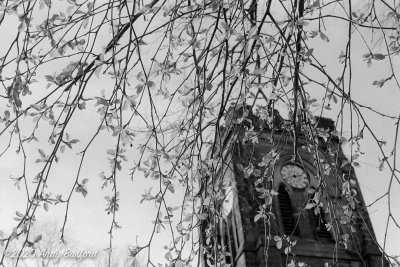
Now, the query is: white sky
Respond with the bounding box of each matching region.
[0,0,399,266]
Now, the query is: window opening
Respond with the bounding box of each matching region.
[278,184,298,235]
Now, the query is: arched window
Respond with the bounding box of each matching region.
[219,209,244,266]
[220,214,236,265]
[312,207,332,240]
[278,184,298,236]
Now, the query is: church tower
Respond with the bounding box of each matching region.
[201,107,389,267]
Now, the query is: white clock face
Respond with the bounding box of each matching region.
[280,164,308,189]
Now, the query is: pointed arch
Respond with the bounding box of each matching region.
[312,207,332,240]
[278,184,298,236]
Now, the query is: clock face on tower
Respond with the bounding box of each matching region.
[280,163,309,189]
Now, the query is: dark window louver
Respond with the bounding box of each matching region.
[220,213,237,266]
[227,219,236,265]
[278,185,298,236]
[313,208,331,239]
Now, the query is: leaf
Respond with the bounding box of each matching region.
[12,89,22,108]
[68,139,79,144]
[310,30,319,38]
[275,238,282,249]
[319,31,329,42]
[38,149,46,160]
[340,215,350,224]
[106,149,115,155]
[196,213,208,220]
[174,236,182,244]
[82,18,89,29]
[82,190,87,197]
[95,65,102,77]
[274,235,282,249]
[340,160,350,168]
[244,163,254,178]
[136,84,144,94]
[115,161,122,171]
[373,79,386,88]
[378,157,387,171]
[43,202,49,212]
[82,178,89,184]
[305,203,315,209]
[352,161,360,167]
[310,0,320,8]
[236,163,244,171]
[297,19,308,27]
[307,188,316,194]
[87,2,94,10]
[18,21,26,33]
[220,21,229,32]
[248,25,258,38]
[269,190,278,197]
[81,188,88,197]
[146,81,155,89]
[254,213,263,222]
[136,71,144,81]
[75,186,88,197]
[165,251,172,261]
[372,53,385,60]
[305,48,314,57]
[33,234,42,243]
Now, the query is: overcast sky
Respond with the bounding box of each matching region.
[0,0,399,266]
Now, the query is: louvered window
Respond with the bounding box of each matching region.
[278,184,298,236]
[220,214,236,265]
[313,207,331,239]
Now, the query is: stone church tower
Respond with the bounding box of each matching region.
[201,107,389,267]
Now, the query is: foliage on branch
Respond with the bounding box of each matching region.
[0,0,399,266]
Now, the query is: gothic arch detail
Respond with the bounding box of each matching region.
[277,184,298,236]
